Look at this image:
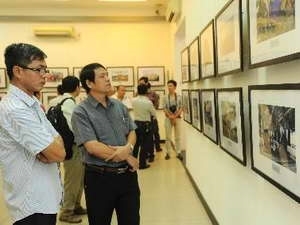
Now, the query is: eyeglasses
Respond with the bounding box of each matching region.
[18,65,49,75]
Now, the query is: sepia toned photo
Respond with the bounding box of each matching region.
[200,20,216,79]
[107,66,134,87]
[204,100,213,127]
[258,104,296,172]
[256,0,295,43]
[137,66,165,86]
[189,38,200,81]
[217,88,245,165]
[181,47,190,83]
[182,90,191,123]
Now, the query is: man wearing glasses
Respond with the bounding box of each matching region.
[0,43,66,225]
[71,63,140,225]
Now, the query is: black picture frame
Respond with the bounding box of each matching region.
[199,20,216,79]
[182,89,191,124]
[181,47,190,83]
[249,83,300,202]
[215,0,243,76]
[200,89,218,144]
[189,37,200,81]
[190,89,202,131]
[217,87,246,165]
[248,0,299,68]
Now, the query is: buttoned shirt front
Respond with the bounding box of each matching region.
[71,95,136,167]
[0,85,63,223]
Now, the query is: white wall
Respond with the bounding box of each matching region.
[174,0,300,224]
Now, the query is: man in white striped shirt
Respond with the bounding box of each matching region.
[0,43,66,225]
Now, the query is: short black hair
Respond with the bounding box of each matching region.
[62,76,80,93]
[57,84,64,95]
[138,76,148,83]
[167,79,177,87]
[4,43,47,80]
[80,63,106,93]
[137,84,148,95]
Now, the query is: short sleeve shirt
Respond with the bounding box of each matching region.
[71,95,136,167]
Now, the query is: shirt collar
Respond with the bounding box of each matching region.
[87,94,114,108]
[8,84,38,107]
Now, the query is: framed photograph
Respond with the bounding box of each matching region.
[190,90,202,131]
[137,66,165,86]
[200,20,216,79]
[181,47,190,83]
[189,38,200,81]
[0,68,7,88]
[182,90,191,124]
[45,67,69,88]
[248,0,299,68]
[41,92,58,109]
[107,66,134,87]
[215,0,243,76]
[249,83,300,202]
[73,67,82,78]
[155,90,166,110]
[217,88,246,165]
[201,89,218,144]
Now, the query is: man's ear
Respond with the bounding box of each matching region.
[12,65,22,80]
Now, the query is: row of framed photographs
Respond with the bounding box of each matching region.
[182,83,300,202]
[0,66,166,89]
[182,0,299,82]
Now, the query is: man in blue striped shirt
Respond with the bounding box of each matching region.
[0,43,66,225]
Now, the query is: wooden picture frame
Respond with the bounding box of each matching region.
[189,37,200,81]
[200,20,216,79]
[201,89,218,144]
[182,89,191,124]
[44,67,69,88]
[41,92,58,109]
[0,68,7,88]
[107,66,134,87]
[215,0,243,76]
[190,89,202,131]
[181,47,190,83]
[249,83,300,202]
[248,0,299,68]
[137,66,165,86]
[217,87,246,165]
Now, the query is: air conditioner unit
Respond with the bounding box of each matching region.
[165,0,181,23]
[33,26,76,37]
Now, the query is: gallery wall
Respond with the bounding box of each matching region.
[173,0,300,224]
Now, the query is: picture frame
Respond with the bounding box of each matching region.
[217,87,246,165]
[107,66,134,87]
[200,89,218,144]
[249,83,300,202]
[0,68,7,88]
[189,37,200,81]
[190,90,202,131]
[248,0,299,68]
[181,47,190,83]
[72,67,82,78]
[155,90,166,110]
[215,0,243,76]
[0,91,6,100]
[199,20,216,79]
[182,89,191,124]
[75,91,87,104]
[44,67,69,88]
[41,92,58,109]
[137,66,165,86]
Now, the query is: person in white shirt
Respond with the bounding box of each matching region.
[0,43,65,225]
[48,84,64,109]
[112,85,133,110]
[58,76,86,223]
